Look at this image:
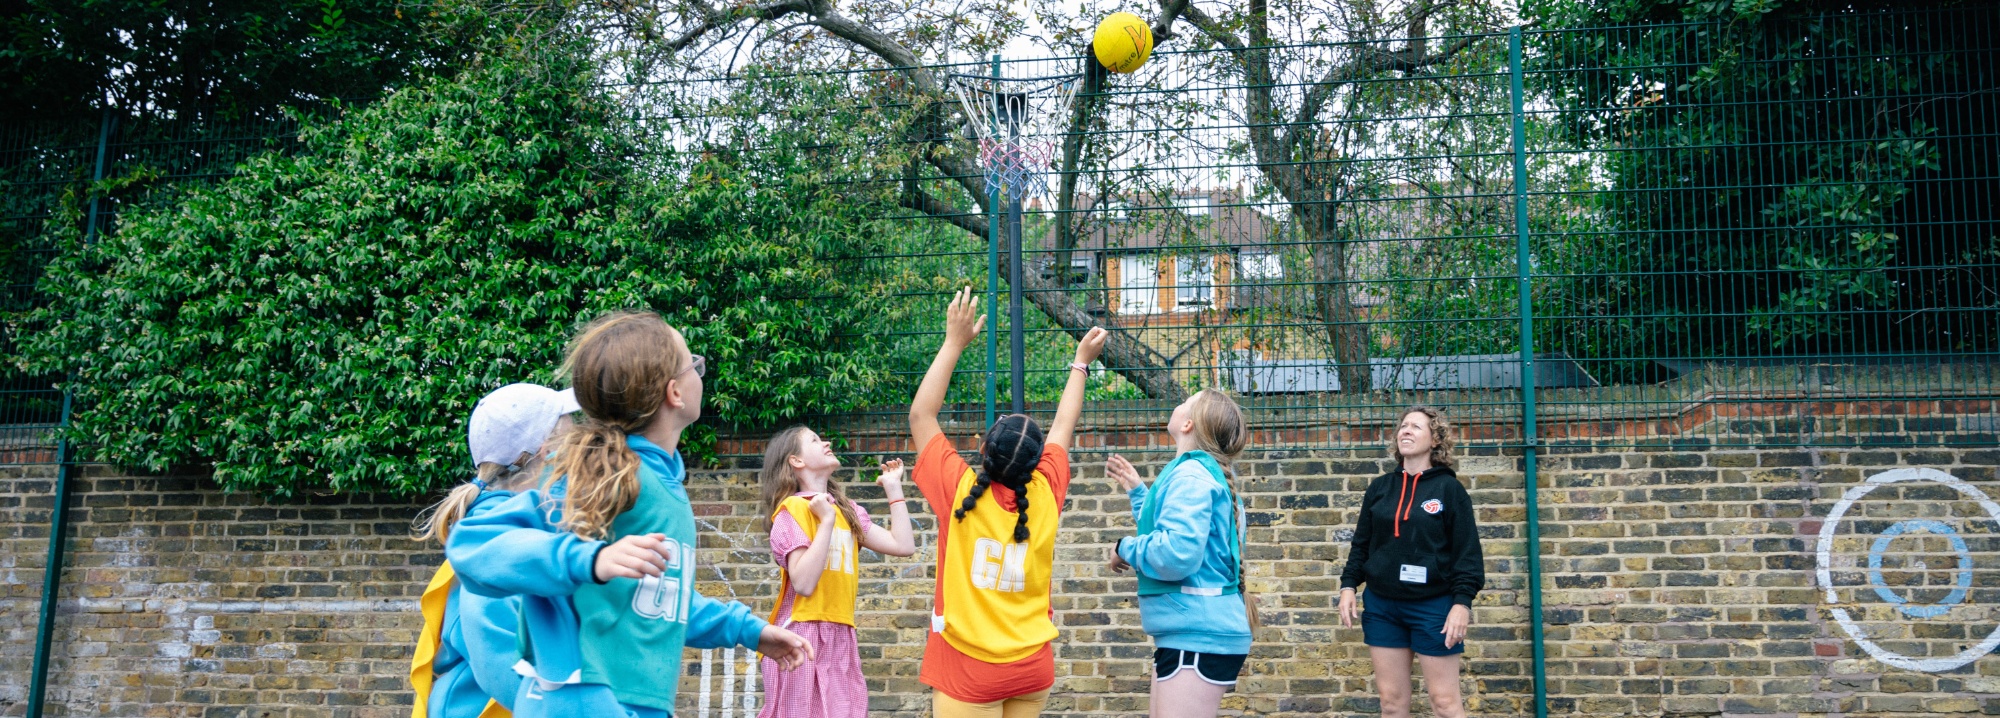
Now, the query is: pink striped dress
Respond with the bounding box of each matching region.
[758,496,872,718]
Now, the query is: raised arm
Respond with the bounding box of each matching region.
[910,287,984,450]
[1045,326,1108,450]
[859,459,918,557]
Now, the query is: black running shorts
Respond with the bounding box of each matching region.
[1153,648,1247,686]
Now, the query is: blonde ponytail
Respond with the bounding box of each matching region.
[545,311,689,540]
[1187,388,1260,629]
[415,461,515,545]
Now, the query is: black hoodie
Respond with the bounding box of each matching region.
[1338,466,1484,606]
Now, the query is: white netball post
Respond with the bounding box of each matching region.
[950,64,1082,414]
[720,646,737,718]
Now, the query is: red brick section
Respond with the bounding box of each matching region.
[3,399,1997,717]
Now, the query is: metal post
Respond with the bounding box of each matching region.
[985,55,1002,429]
[1510,27,1548,718]
[1006,150,1027,413]
[29,107,114,718]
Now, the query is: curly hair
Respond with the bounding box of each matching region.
[1390,405,1456,471]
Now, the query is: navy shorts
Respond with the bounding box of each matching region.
[1360,589,1464,657]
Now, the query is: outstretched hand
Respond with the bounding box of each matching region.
[758,624,816,671]
[594,533,669,583]
[944,286,986,348]
[1106,454,1145,492]
[1074,326,1109,365]
[877,458,906,501]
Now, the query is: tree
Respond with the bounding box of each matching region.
[610,0,1507,395]
[0,0,493,124]
[1525,0,2000,365]
[1153,0,1507,391]
[20,40,892,496]
[593,1,1192,398]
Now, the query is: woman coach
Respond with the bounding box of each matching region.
[1337,405,1483,718]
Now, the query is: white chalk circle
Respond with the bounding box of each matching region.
[1815,467,2000,672]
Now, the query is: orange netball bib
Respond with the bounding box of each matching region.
[936,468,1059,663]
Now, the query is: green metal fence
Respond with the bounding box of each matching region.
[620,8,1999,453]
[1,110,304,716]
[5,10,1997,717]
[7,11,1996,454]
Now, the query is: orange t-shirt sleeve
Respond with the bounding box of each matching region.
[914,432,972,514]
[1037,443,1072,505]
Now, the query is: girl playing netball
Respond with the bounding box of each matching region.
[1104,388,1256,718]
[410,383,578,718]
[446,311,812,718]
[755,426,918,718]
[907,287,1107,717]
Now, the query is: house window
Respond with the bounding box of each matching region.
[1105,200,1138,222]
[1175,194,1211,217]
[1175,255,1213,310]
[1119,255,1160,314]
[1238,252,1282,281]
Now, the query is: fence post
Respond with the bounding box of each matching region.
[28,106,115,718]
[985,55,1002,428]
[1509,26,1549,718]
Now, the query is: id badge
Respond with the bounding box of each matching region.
[1399,564,1428,583]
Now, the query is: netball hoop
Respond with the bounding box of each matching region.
[949,72,1080,201]
[949,67,1082,416]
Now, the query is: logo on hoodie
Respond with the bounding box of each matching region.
[1421,499,1443,515]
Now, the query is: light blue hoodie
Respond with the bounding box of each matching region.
[446,436,767,718]
[1116,457,1254,655]
[425,490,527,718]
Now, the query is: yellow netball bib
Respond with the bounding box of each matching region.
[937,468,1059,663]
[770,496,859,626]
[409,561,509,718]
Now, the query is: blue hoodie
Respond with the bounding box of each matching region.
[1116,457,1254,655]
[423,490,527,718]
[446,436,768,718]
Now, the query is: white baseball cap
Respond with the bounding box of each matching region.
[468,383,582,468]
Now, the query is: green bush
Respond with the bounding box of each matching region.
[23,45,887,496]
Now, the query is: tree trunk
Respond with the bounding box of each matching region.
[1161,0,1477,394]
[903,184,1187,401]
[1304,198,1374,393]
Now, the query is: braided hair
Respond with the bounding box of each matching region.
[953,413,1045,543]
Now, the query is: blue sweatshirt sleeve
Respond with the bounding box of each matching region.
[1117,464,1216,583]
[458,593,524,710]
[1126,483,1148,523]
[446,490,604,599]
[682,592,768,650]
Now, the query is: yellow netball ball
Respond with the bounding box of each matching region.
[1092,12,1154,74]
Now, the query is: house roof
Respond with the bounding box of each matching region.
[1051,189,1283,252]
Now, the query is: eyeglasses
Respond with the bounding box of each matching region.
[684,354,707,379]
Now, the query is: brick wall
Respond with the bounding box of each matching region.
[4,401,1997,717]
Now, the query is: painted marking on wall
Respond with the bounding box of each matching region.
[698,648,714,718]
[1865,519,1972,618]
[1815,467,2000,672]
[696,645,761,717]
